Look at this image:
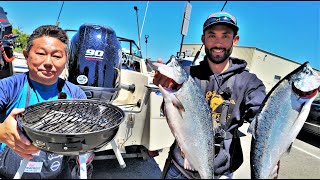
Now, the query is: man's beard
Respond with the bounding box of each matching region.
[205,46,233,64]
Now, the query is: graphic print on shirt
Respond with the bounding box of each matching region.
[206,90,235,128]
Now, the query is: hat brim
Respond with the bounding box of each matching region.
[203,22,239,33]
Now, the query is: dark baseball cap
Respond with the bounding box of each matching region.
[203,11,239,33]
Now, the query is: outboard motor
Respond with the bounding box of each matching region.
[68,24,122,102]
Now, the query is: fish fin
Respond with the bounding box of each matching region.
[184,157,195,171]
[286,142,294,154]
[290,98,314,133]
[176,139,182,149]
[247,118,257,139]
[172,97,185,112]
[158,85,185,112]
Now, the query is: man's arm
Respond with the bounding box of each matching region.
[241,74,266,123]
[243,75,280,178]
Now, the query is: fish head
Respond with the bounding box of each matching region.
[292,62,320,99]
[153,55,188,85]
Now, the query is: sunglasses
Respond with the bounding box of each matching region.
[204,16,237,28]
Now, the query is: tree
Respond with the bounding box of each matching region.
[12,27,29,52]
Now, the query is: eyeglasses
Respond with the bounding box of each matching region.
[204,16,237,29]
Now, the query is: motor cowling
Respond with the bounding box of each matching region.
[68,24,122,102]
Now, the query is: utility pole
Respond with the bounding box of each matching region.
[134,6,142,50]
[145,35,149,59]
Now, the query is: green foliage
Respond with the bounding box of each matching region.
[12,27,29,52]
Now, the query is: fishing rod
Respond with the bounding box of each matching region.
[191,44,203,65]
[140,1,149,41]
[191,1,228,65]
[134,2,150,59]
[221,1,228,11]
[56,1,64,26]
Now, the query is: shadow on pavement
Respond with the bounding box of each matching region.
[91,157,162,179]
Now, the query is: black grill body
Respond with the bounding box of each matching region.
[17,99,125,156]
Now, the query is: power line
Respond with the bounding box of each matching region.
[220,1,227,11]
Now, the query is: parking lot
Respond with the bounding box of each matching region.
[91,122,320,179]
[233,123,320,179]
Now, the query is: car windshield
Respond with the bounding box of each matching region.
[119,39,142,58]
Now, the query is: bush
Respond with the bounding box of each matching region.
[12,27,29,51]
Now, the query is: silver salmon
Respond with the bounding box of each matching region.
[156,56,215,179]
[248,62,320,179]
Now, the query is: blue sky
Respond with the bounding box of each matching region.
[1,1,319,70]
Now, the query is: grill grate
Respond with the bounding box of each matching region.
[19,100,125,134]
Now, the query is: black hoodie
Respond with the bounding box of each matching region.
[172,56,266,175]
[191,56,266,121]
[192,56,266,171]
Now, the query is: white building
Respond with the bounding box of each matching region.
[180,44,320,92]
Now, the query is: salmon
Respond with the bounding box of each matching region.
[248,62,320,179]
[156,56,215,179]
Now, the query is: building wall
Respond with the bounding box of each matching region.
[181,44,320,92]
[180,44,203,57]
[250,49,301,92]
[232,46,302,92]
[230,46,255,70]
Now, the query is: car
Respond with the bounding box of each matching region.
[302,92,320,136]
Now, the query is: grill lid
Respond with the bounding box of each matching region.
[18,99,125,135]
[16,99,126,155]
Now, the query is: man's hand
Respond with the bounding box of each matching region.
[214,146,231,177]
[0,108,40,159]
[213,139,232,178]
[270,161,280,179]
[153,58,182,90]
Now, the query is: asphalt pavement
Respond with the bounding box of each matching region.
[91,122,320,179]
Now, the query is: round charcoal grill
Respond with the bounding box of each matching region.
[16,99,125,156]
